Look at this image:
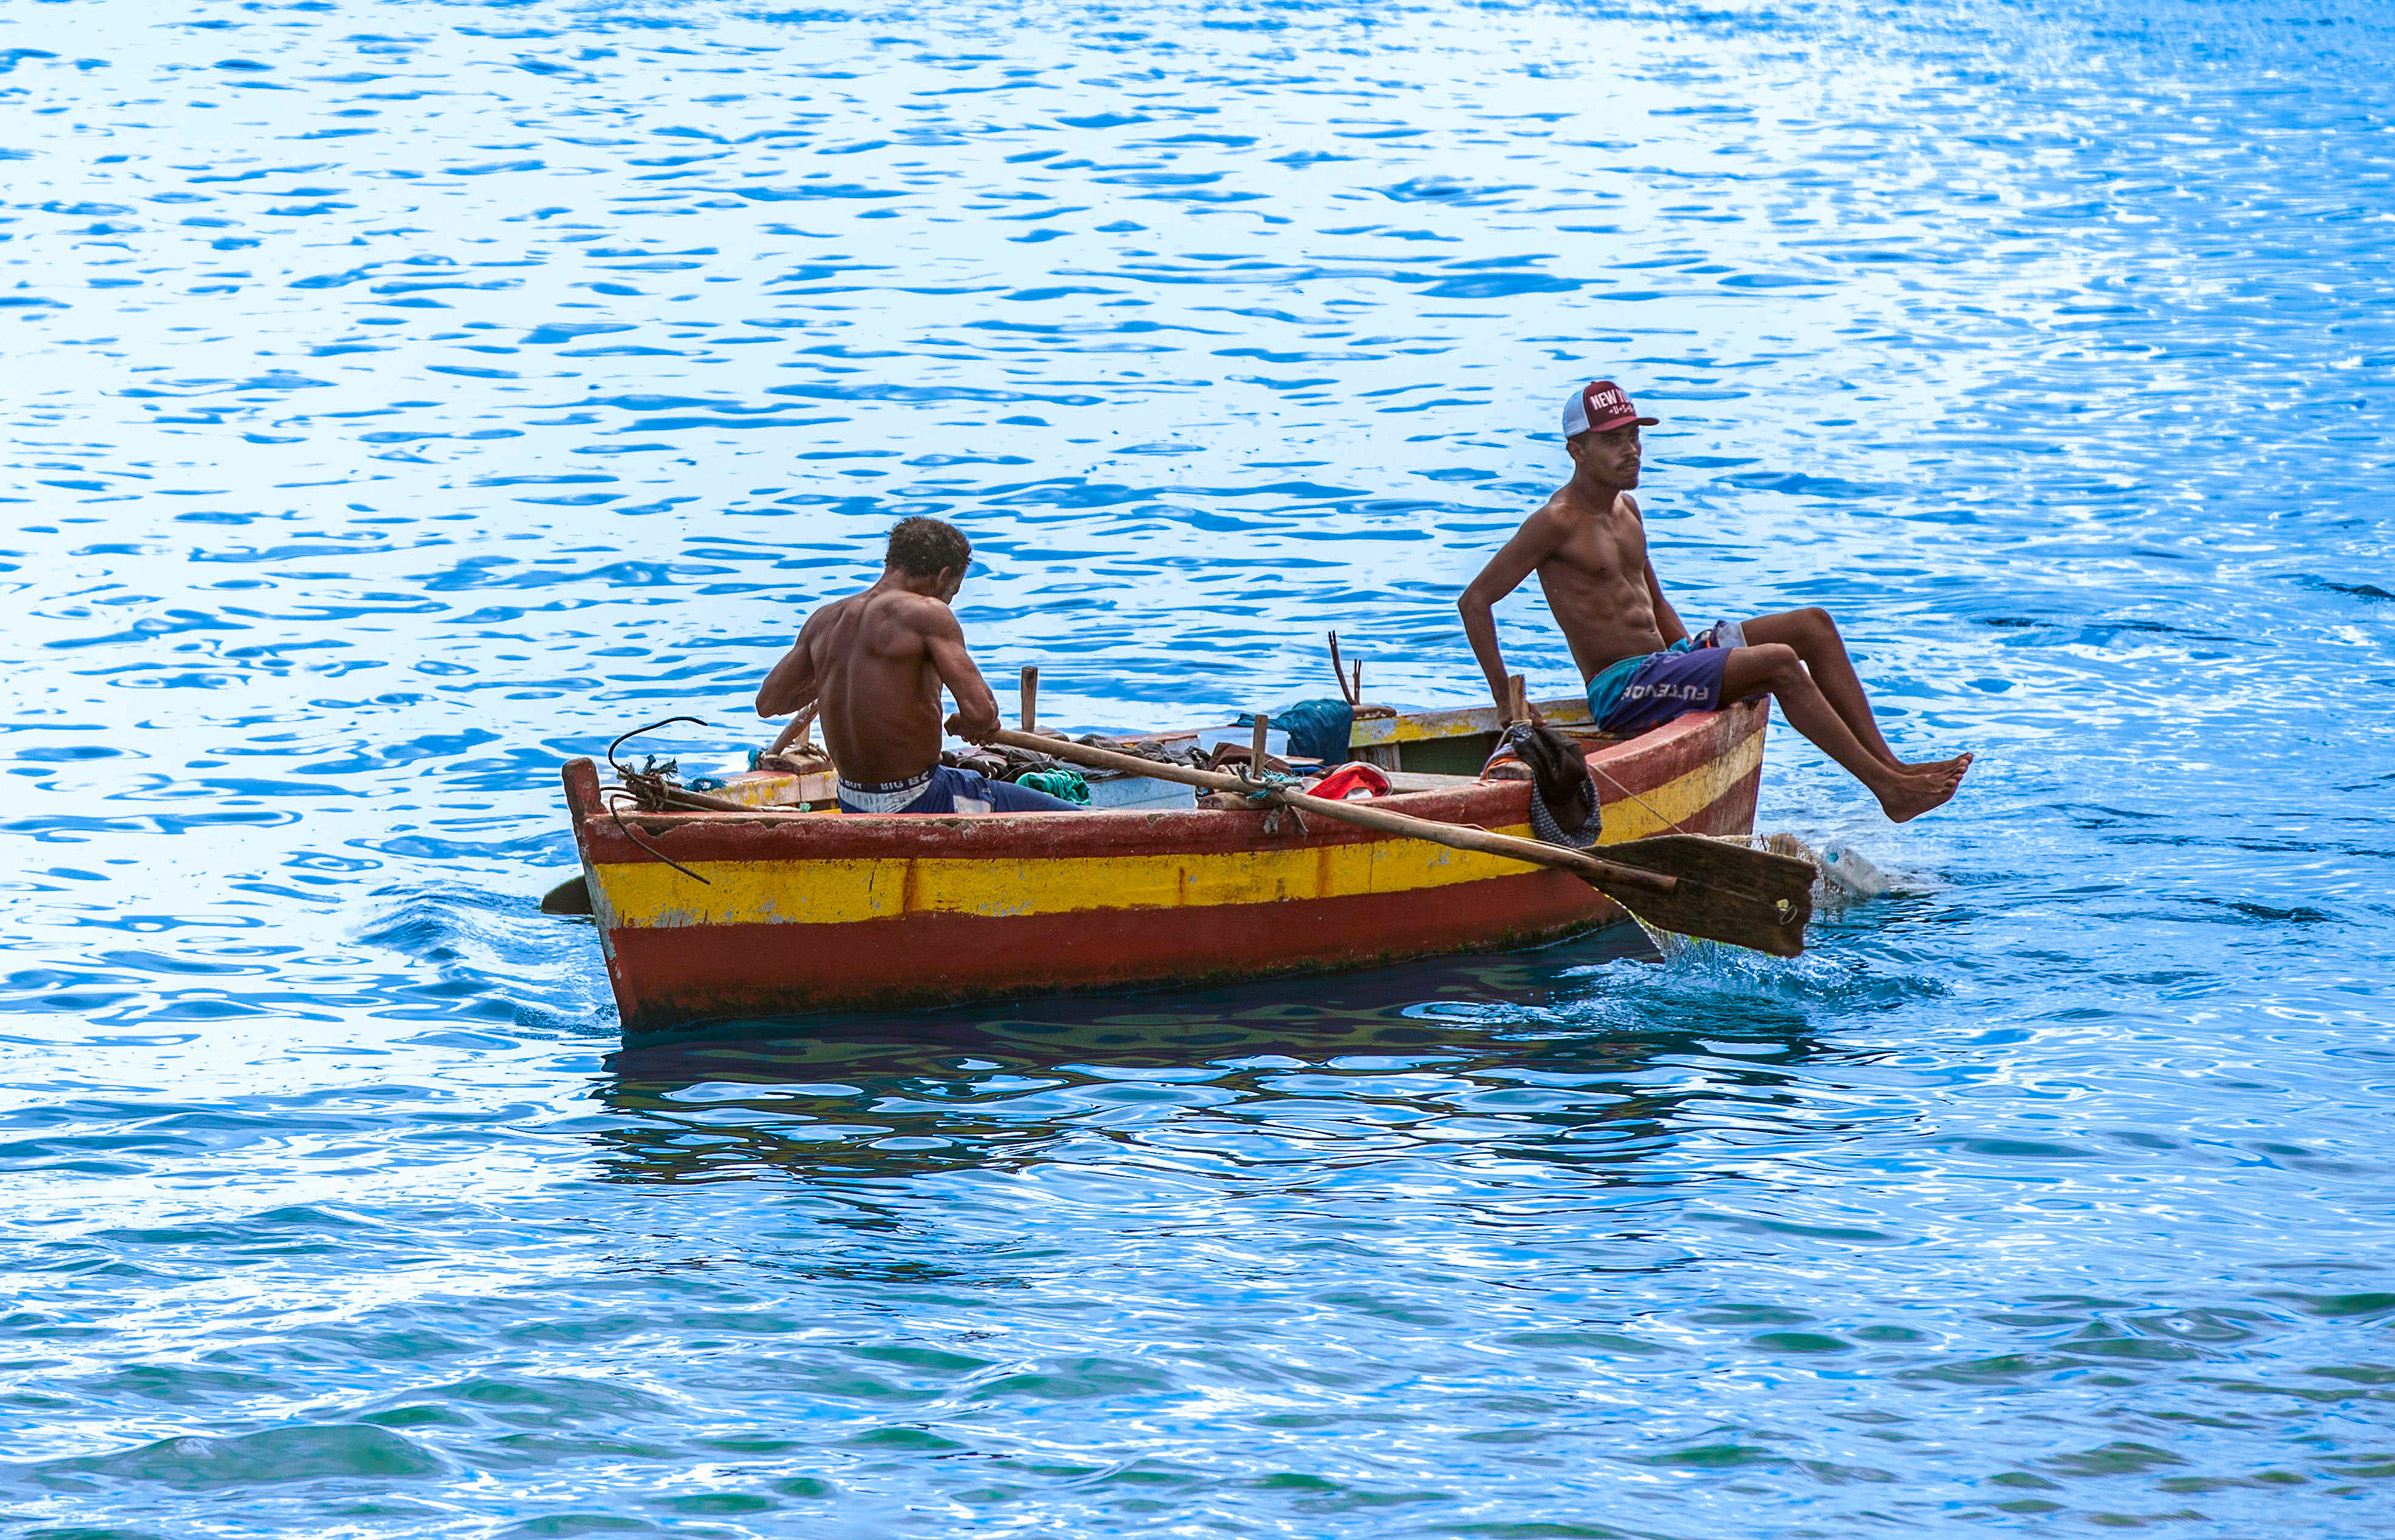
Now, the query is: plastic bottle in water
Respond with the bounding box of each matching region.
[1817,839,1892,899]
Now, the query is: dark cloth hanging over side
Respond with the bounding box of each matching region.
[1237,699,1355,765]
[1504,721,1600,850]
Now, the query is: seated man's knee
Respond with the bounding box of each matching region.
[1743,642,1804,691]
[1797,605,1838,640]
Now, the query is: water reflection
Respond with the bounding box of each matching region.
[594,932,1837,1191]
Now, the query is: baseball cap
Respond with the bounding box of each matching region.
[1561,379,1659,438]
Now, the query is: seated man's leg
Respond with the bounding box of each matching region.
[1738,607,1901,768]
[1721,644,1964,824]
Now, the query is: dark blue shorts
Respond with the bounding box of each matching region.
[836,764,1083,815]
[1601,647,1731,734]
[1585,621,1745,735]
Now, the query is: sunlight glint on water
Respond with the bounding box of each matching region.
[3,1,2392,1534]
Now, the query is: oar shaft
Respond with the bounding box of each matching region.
[984,727,1215,787]
[980,729,1675,896]
[1281,786,1675,896]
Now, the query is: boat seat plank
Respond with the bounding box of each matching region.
[1378,770,1486,793]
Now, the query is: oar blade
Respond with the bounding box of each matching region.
[540,874,593,916]
[1583,834,1815,957]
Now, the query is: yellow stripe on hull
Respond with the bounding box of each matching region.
[594,724,1761,931]
[1598,725,1762,842]
[598,830,1529,930]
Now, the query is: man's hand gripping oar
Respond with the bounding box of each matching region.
[968,723,1815,958]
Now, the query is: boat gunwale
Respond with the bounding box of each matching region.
[567,701,1766,861]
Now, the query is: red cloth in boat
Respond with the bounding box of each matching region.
[1308,762,1391,801]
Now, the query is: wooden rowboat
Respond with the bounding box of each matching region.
[563,695,1771,1036]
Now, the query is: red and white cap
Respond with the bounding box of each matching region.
[1561,379,1659,438]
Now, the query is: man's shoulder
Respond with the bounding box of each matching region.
[1518,491,1580,536]
[862,587,960,639]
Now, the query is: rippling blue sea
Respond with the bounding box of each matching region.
[6,0,2393,1534]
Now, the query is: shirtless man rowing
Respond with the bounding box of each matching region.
[1458,380,1970,823]
[755,516,1081,816]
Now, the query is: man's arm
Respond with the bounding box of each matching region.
[763,709,817,758]
[1645,565,1690,647]
[1458,509,1568,721]
[1629,495,1690,646]
[755,612,820,718]
[914,600,1001,742]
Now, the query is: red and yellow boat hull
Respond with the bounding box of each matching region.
[566,700,1768,1035]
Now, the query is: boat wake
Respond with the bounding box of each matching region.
[355,882,618,1038]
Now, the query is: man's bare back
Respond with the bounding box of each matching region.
[758,587,981,784]
[1460,378,1970,824]
[755,517,1085,818]
[755,524,998,787]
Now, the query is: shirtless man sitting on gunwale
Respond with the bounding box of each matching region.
[755,516,1081,816]
[1458,380,1971,824]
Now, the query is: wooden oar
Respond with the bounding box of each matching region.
[979,727,1814,957]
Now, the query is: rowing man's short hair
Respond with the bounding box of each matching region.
[886,516,971,578]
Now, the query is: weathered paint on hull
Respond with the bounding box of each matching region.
[568,701,1767,1035]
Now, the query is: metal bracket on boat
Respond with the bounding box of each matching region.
[1232,765,1309,838]
[1261,804,1308,839]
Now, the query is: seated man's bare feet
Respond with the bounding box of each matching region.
[1924,751,1973,783]
[1877,754,1972,823]
[1896,751,1971,780]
